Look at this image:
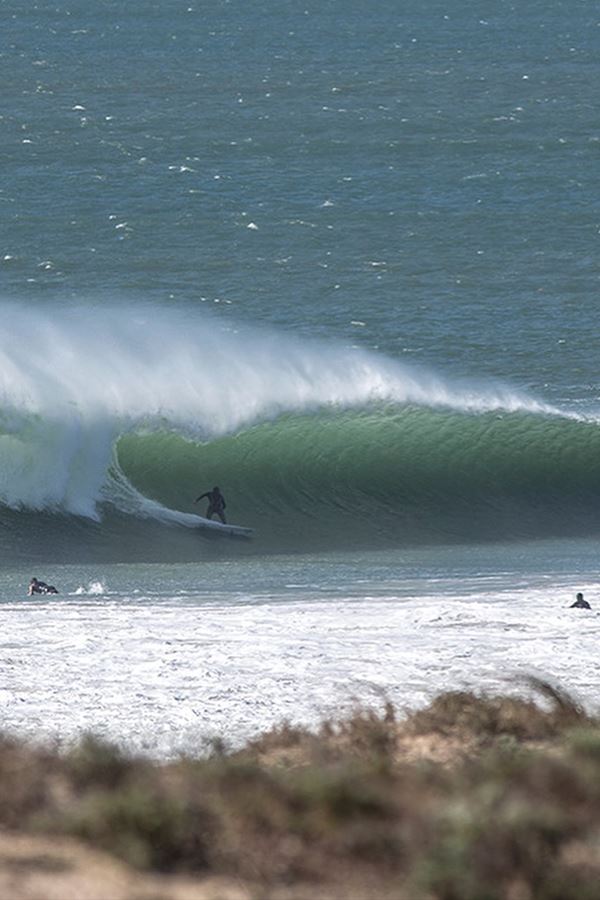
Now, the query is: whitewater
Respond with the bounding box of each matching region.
[3,546,600,758]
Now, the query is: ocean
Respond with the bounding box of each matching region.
[1,0,600,756]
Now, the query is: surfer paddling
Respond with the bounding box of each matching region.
[570,592,591,610]
[195,486,227,524]
[28,577,58,596]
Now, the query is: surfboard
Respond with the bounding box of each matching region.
[192,516,254,538]
[135,499,254,538]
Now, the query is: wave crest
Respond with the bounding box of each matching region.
[0,301,588,547]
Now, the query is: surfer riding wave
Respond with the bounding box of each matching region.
[194,486,227,524]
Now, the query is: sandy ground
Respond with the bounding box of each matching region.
[0,831,404,900]
[0,832,250,900]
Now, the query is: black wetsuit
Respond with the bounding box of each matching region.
[29,580,58,596]
[195,488,227,523]
[571,597,591,609]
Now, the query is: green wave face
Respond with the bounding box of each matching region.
[1,303,599,561]
[116,405,600,552]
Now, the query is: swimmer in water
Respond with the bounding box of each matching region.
[28,577,59,596]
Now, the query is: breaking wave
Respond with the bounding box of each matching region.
[0,301,598,561]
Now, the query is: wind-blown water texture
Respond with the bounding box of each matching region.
[0,302,598,562]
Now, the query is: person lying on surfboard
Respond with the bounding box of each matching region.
[28,577,59,596]
[194,486,227,524]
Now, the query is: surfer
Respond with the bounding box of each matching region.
[570,592,591,609]
[194,486,227,524]
[28,577,59,596]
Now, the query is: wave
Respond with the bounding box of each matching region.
[0,301,598,560]
[117,405,600,548]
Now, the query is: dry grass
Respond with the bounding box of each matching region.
[406,677,588,743]
[1,681,600,899]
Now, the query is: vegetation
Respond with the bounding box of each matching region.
[2,681,600,898]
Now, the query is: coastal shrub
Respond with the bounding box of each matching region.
[407,679,591,743]
[1,685,600,896]
[60,780,215,871]
[245,701,398,769]
[567,726,600,762]
[64,733,141,790]
[0,737,58,828]
[320,701,397,765]
[245,701,399,775]
[414,737,600,900]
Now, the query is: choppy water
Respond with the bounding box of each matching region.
[1,0,599,754]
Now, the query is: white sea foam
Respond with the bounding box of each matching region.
[1,560,598,759]
[0,301,563,520]
[73,580,107,595]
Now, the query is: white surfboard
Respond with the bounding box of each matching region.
[112,486,254,537]
[192,516,254,538]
